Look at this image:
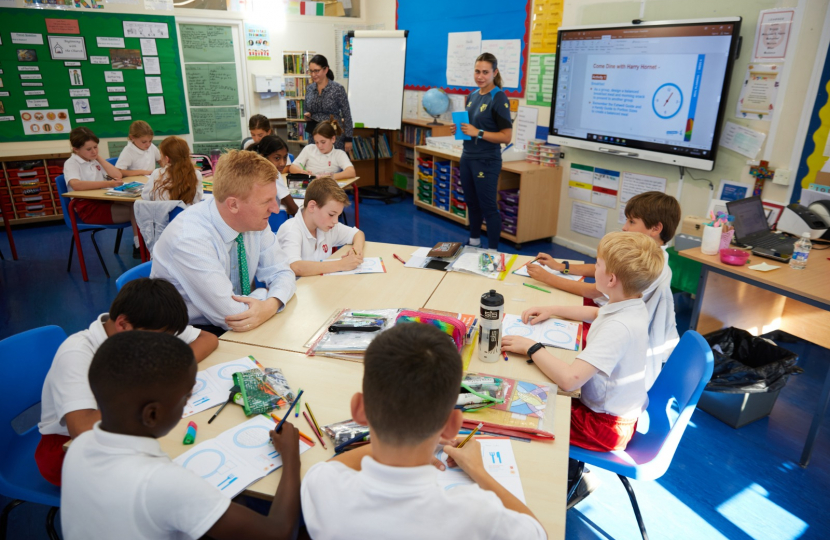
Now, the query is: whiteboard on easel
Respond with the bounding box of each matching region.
[347,30,408,130]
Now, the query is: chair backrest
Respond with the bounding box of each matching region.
[54,174,75,230]
[116,261,152,291]
[289,153,295,162]
[268,210,288,232]
[106,157,118,166]
[169,206,184,222]
[621,331,714,477]
[0,326,67,435]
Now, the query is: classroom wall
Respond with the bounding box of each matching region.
[0,0,396,158]
[533,0,829,256]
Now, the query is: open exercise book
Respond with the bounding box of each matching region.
[436,438,526,502]
[513,261,584,281]
[461,372,556,440]
[503,314,582,351]
[174,415,312,499]
[183,357,259,418]
[323,257,387,276]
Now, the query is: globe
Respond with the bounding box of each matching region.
[422,88,450,125]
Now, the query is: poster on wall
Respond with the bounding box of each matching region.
[736,64,779,121]
[48,36,87,61]
[752,8,794,62]
[20,109,71,135]
[244,23,270,60]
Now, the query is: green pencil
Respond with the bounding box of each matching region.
[294,389,302,417]
[351,312,379,318]
[523,282,551,293]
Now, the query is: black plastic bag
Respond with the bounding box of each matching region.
[704,327,802,394]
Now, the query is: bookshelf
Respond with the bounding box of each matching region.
[351,127,393,189]
[392,118,453,194]
[283,50,314,145]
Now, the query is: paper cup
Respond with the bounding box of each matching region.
[719,229,735,251]
[701,225,723,255]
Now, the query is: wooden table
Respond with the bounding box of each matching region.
[219,242,446,354]
[680,247,830,466]
[159,340,574,538]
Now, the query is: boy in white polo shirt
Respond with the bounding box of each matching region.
[61,331,302,540]
[276,176,365,276]
[502,231,664,506]
[115,120,161,177]
[35,278,218,486]
[301,323,547,540]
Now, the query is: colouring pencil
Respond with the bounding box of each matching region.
[457,422,483,449]
[305,403,324,440]
[270,411,315,444]
[523,282,551,293]
[393,253,407,264]
[303,411,327,449]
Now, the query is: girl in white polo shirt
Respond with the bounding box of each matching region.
[115,120,161,177]
[288,118,356,180]
[64,127,142,256]
[250,134,299,216]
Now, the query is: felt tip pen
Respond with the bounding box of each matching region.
[351,312,379,318]
[295,389,303,417]
[274,390,303,433]
[334,431,370,454]
[457,422,483,449]
[183,421,197,445]
[393,253,407,264]
[523,282,552,293]
[503,352,509,362]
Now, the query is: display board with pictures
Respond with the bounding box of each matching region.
[0,8,188,142]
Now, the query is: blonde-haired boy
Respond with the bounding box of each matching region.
[503,232,664,451]
[152,150,296,334]
[276,176,365,276]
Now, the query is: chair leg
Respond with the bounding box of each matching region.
[66,235,75,272]
[567,461,585,502]
[114,228,123,253]
[45,507,60,540]
[90,230,110,278]
[617,474,649,540]
[0,499,24,540]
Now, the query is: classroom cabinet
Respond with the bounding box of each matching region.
[413,146,561,248]
[0,153,69,226]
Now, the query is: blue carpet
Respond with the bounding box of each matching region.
[1,194,827,540]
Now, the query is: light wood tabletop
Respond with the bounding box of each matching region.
[61,175,149,202]
[679,246,830,307]
[219,242,446,353]
[158,340,572,539]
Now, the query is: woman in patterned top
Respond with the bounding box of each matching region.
[303,54,354,155]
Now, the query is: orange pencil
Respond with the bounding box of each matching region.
[270,412,316,446]
[516,257,539,271]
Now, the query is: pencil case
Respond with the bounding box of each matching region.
[396,310,466,351]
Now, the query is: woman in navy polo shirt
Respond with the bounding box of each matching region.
[450,53,513,250]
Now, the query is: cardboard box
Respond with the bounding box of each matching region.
[681,215,709,237]
[324,1,345,16]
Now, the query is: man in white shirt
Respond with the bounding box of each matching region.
[301,323,547,540]
[35,278,217,486]
[62,331,302,540]
[152,150,296,333]
[276,176,365,276]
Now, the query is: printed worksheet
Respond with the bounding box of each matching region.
[174,415,312,498]
[323,257,386,276]
[437,438,526,503]
[513,261,583,281]
[503,314,581,351]
[183,356,258,417]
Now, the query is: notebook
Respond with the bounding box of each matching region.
[183,357,258,418]
[503,314,582,351]
[436,438,527,502]
[513,261,584,281]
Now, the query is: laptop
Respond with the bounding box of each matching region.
[727,197,795,258]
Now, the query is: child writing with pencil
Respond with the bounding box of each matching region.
[35,278,218,487]
[115,120,161,177]
[528,191,681,385]
[141,136,204,205]
[276,176,365,276]
[61,331,303,540]
[502,231,664,506]
[301,323,547,539]
[288,117,356,180]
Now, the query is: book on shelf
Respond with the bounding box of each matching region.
[350,134,392,161]
[287,121,308,142]
[398,125,433,146]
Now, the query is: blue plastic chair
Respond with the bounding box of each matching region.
[115,261,152,291]
[289,153,295,162]
[569,331,714,540]
[268,211,289,232]
[0,326,67,540]
[55,174,131,281]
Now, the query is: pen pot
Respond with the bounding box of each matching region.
[719,229,735,251]
[701,224,723,255]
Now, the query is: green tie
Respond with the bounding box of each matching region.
[236,234,251,295]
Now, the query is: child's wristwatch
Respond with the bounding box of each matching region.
[526,342,545,359]
[562,261,570,274]
[477,129,484,140]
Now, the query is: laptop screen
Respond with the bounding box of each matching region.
[727,197,770,239]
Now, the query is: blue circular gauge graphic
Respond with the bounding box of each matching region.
[218,364,249,380]
[233,425,271,449]
[192,377,206,394]
[506,324,533,337]
[544,329,572,345]
[652,83,683,119]
[183,448,225,478]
